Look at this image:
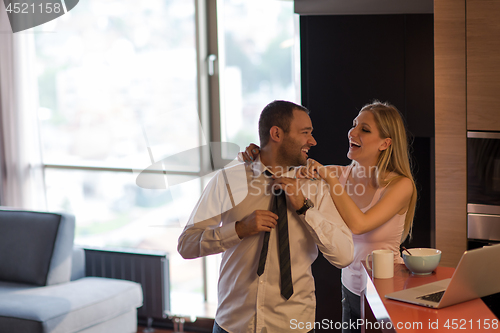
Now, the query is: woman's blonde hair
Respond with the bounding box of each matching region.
[359,101,417,242]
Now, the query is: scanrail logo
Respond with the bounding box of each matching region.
[2,0,79,33]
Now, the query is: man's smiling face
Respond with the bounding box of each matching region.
[278,109,317,168]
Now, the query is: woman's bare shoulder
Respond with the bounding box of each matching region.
[384,173,413,192]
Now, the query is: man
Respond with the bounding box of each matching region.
[178,100,353,333]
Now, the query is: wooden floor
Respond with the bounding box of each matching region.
[137,326,198,333]
[137,327,174,333]
[137,327,168,333]
[136,316,214,332]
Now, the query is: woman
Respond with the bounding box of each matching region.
[241,101,416,333]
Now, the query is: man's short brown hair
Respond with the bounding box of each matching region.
[258,100,309,147]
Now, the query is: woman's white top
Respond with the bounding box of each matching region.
[339,164,406,296]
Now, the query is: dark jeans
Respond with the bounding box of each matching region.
[212,321,228,333]
[341,284,361,333]
[213,321,315,333]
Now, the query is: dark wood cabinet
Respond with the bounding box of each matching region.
[300,14,434,330]
[467,0,500,131]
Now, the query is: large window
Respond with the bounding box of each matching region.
[33,0,297,317]
[218,0,298,149]
[35,0,206,314]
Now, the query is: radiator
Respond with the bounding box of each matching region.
[83,247,170,320]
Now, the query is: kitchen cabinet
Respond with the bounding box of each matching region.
[434,0,467,268]
[435,0,500,268]
[467,0,500,131]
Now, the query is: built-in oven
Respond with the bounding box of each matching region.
[467,131,500,318]
[467,131,500,250]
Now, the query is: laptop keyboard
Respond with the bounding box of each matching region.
[417,290,445,303]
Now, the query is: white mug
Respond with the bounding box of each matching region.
[366,249,394,279]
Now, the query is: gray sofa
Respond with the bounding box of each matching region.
[0,208,143,333]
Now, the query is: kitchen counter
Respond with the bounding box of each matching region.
[361,262,498,332]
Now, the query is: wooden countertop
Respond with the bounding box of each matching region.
[361,262,498,332]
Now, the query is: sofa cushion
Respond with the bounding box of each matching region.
[0,209,75,286]
[76,309,137,333]
[0,277,143,333]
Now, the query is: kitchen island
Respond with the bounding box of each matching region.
[361,262,498,332]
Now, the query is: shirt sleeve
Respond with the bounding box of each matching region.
[301,181,354,268]
[177,171,242,259]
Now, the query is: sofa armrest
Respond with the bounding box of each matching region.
[71,247,86,281]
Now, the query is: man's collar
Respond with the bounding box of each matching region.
[251,156,297,178]
[250,155,268,177]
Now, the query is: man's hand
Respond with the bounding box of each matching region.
[272,177,306,211]
[304,158,328,179]
[235,210,278,239]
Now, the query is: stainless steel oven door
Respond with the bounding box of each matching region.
[468,204,500,241]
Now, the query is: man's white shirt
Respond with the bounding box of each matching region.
[178,157,354,333]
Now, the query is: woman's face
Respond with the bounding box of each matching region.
[347,111,390,165]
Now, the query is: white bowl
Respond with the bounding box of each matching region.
[402,248,442,275]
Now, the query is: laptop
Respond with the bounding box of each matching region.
[385,243,500,308]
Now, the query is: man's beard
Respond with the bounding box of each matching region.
[277,136,307,169]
